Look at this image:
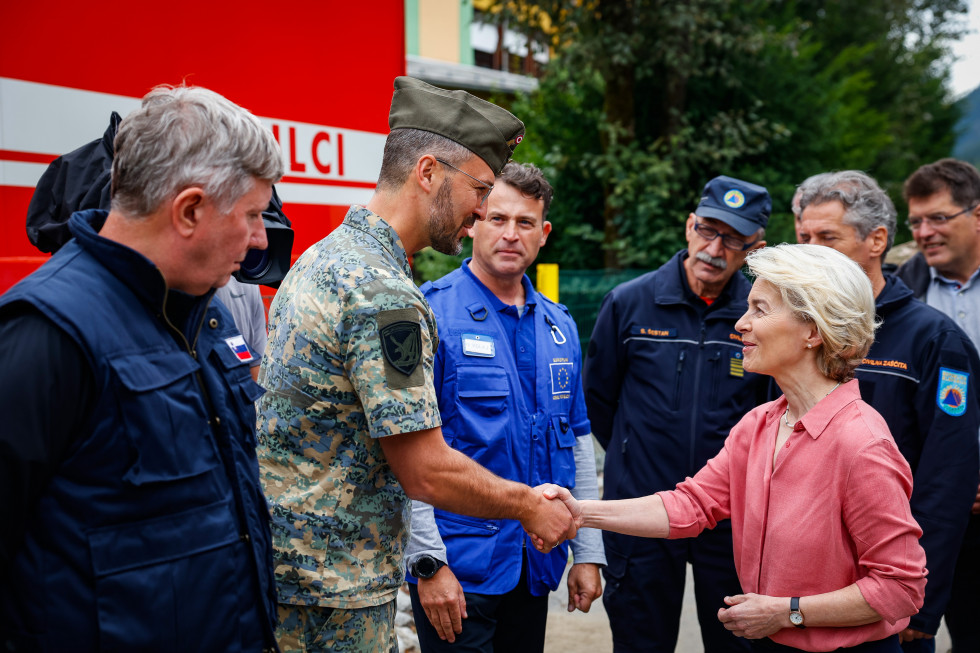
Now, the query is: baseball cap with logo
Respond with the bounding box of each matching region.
[694,175,771,236]
[388,76,525,175]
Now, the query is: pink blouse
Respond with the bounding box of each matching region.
[659,380,926,651]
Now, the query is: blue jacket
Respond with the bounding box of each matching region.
[0,210,277,651]
[584,250,771,500]
[418,261,591,595]
[855,275,980,635]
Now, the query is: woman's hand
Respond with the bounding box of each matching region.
[717,593,788,639]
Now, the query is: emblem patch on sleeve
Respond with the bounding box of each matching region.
[937,367,969,417]
[377,308,424,389]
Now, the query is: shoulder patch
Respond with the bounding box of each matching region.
[937,367,969,417]
[377,308,424,388]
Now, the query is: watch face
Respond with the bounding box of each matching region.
[790,612,804,626]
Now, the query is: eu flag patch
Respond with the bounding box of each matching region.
[551,362,574,395]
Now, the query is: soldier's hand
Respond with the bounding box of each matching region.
[521,485,576,552]
[418,566,467,642]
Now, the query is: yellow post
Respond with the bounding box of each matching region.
[537,263,559,303]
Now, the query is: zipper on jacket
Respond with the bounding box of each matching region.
[688,322,708,474]
[672,350,686,411]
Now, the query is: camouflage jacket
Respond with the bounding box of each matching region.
[256,205,441,609]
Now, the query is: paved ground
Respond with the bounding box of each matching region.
[544,562,951,653]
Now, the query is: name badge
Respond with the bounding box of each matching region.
[462,333,495,358]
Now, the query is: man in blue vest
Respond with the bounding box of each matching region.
[0,85,283,651]
[406,162,605,652]
[585,176,772,653]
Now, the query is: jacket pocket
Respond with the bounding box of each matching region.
[88,500,243,652]
[109,352,221,485]
[433,510,500,583]
[453,365,511,457]
[548,415,577,488]
[211,342,266,447]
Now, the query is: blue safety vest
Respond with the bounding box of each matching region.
[0,210,277,651]
[421,262,586,595]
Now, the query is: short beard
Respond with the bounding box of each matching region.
[427,180,465,256]
[695,250,727,270]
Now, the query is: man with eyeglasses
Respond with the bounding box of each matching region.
[897,158,980,653]
[584,176,771,653]
[797,170,980,653]
[255,77,576,652]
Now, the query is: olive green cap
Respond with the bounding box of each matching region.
[388,76,525,175]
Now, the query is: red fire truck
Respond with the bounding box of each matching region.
[0,0,405,294]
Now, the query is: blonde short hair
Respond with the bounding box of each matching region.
[745,244,878,382]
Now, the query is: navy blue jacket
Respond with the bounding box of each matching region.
[418,262,591,595]
[584,250,770,500]
[0,211,277,651]
[855,275,980,635]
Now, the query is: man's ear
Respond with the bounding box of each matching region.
[867,225,888,258]
[172,186,206,238]
[414,155,438,195]
[747,239,767,253]
[540,220,552,247]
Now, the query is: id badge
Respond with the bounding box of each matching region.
[462,333,495,358]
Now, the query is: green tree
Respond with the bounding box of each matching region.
[495,0,967,267]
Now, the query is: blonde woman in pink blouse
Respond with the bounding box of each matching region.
[541,244,926,652]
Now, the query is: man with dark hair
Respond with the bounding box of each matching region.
[404,162,605,652]
[798,170,980,653]
[256,78,575,652]
[585,176,771,653]
[897,158,980,653]
[0,85,283,651]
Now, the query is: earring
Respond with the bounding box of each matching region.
[806,343,812,349]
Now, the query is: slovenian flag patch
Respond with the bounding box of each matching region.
[225,335,253,362]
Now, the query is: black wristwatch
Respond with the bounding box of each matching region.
[410,554,446,579]
[789,596,805,628]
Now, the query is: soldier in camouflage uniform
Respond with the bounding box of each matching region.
[257,76,577,653]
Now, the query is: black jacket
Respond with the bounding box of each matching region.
[856,274,980,634]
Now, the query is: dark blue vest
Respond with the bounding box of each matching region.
[0,211,276,651]
[421,265,583,595]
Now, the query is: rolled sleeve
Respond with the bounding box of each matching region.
[846,440,927,625]
[343,279,441,438]
[659,441,733,539]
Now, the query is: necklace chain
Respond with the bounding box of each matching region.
[783,382,841,428]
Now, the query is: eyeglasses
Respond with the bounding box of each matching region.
[692,221,759,251]
[906,204,978,230]
[435,158,494,207]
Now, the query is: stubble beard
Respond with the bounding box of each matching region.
[427,180,465,256]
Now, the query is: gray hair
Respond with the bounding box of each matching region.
[746,244,878,383]
[111,85,283,217]
[797,170,897,256]
[376,128,474,192]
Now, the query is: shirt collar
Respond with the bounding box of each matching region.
[461,257,538,312]
[767,378,862,440]
[930,264,980,291]
[342,205,412,278]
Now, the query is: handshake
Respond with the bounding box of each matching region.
[523,484,584,552]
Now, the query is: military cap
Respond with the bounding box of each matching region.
[388,76,525,175]
[695,175,771,236]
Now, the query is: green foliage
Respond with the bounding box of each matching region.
[498,0,968,267]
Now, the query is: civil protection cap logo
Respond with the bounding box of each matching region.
[937,367,969,417]
[381,321,422,376]
[723,189,746,209]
